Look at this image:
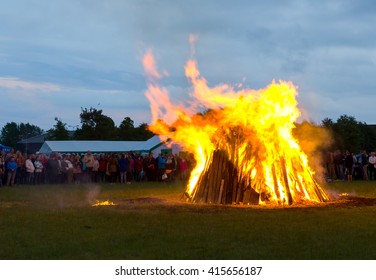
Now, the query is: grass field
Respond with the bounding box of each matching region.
[0,180,376,260]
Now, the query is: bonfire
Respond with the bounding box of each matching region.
[142,44,329,206]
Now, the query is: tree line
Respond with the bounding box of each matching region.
[1,109,376,153]
[0,107,154,148]
[292,115,376,157]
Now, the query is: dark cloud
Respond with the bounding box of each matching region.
[0,0,376,130]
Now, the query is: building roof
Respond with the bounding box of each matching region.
[18,131,75,144]
[18,133,49,144]
[37,135,170,154]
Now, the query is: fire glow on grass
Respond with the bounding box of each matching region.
[142,45,329,206]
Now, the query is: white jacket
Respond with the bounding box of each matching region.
[25,159,35,173]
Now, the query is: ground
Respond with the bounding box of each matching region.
[0,180,375,259]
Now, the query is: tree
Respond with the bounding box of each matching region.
[334,115,362,151]
[134,122,155,140]
[321,118,335,130]
[117,117,154,140]
[117,117,135,140]
[47,118,70,140]
[0,122,19,148]
[74,107,116,140]
[0,122,43,148]
[321,115,376,152]
[358,122,376,152]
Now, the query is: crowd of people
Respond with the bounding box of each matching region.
[325,150,376,182]
[2,147,376,187]
[0,148,192,187]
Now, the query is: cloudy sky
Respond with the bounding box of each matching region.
[1,0,376,131]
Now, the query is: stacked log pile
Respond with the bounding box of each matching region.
[187,126,328,205]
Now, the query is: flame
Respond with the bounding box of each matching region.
[143,48,328,205]
[92,200,116,207]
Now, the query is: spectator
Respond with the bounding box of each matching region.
[135,155,144,181]
[368,152,376,180]
[15,151,26,184]
[6,156,17,186]
[147,153,157,181]
[64,154,74,184]
[128,154,134,183]
[92,154,99,183]
[25,154,35,185]
[98,154,108,183]
[82,150,95,182]
[107,154,119,183]
[46,152,60,184]
[179,156,188,181]
[0,151,5,186]
[73,155,83,184]
[156,153,166,181]
[118,154,128,183]
[361,150,369,180]
[34,155,44,185]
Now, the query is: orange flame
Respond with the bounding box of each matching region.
[92,200,116,207]
[143,48,328,205]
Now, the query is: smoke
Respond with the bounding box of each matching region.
[293,121,333,182]
[85,185,102,205]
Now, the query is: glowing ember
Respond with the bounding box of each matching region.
[92,200,116,207]
[143,45,329,206]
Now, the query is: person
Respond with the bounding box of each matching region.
[64,154,74,184]
[56,154,68,183]
[72,154,83,184]
[82,150,95,182]
[6,156,17,186]
[368,152,376,180]
[179,156,188,181]
[15,151,26,184]
[5,148,16,160]
[0,151,5,186]
[164,153,176,181]
[118,154,128,183]
[127,154,134,183]
[156,153,166,181]
[34,154,44,185]
[344,151,354,182]
[146,153,156,181]
[98,154,108,183]
[25,154,35,185]
[135,155,144,181]
[361,150,369,180]
[92,154,99,183]
[334,150,345,180]
[326,151,336,181]
[107,154,119,183]
[46,152,60,184]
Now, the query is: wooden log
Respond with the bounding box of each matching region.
[235,177,245,204]
[211,154,221,203]
[227,168,238,204]
[214,150,226,202]
[307,170,328,202]
[271,163,281,204]
[218,152,230,204]
[280,157,293,205]
[217,179,225,204]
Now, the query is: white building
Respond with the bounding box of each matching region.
[37,135,182,155]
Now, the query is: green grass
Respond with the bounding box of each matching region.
[0,180,376,259]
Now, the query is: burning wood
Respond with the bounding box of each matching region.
[92,200,116,207]
[142,47,329,206]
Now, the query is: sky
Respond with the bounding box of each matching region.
[1,0,376,131]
